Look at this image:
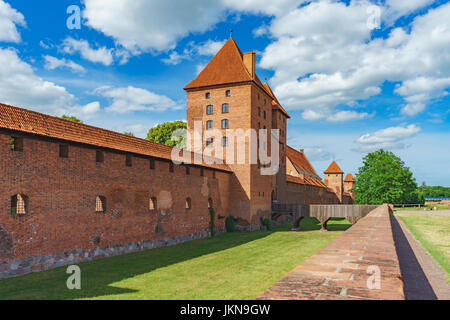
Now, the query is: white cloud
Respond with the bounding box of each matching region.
[303,146,333,162]
[356,124,421,152]
[95,86,183,114]
[327,110,373,122]
[0,0,25,43]
[259,1,450,119]
[0,48,99,119]
[222,0,304,16]
[83,0,227,53]
[62,37,114,66]
[43,55,86,74]
[162,39,226,66]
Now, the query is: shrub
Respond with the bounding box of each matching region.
[262,218,273,231]
[225,216,235,232]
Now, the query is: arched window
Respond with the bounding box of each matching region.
[208,198,213,209]
[206,92,211,99]
[149,197,157,211]
[206,105,214,115]
[186,198,192,211]
[11,194,27,215]
[226,90,231,97]
[96,196,106,213]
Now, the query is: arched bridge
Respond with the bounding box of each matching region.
[272,204,380,231]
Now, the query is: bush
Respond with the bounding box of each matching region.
[262,218,273,231]
[225,216,235,232]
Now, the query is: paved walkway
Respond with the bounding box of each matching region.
[257,205,404,300]
[392,216,450,300]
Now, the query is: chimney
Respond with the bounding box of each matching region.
[243,52,255,79]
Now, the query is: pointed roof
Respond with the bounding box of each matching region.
[263,83,291,119]
[345,174,356,182]
[324,161,344,174]
[184,38,253,90]
[286,146,319,177]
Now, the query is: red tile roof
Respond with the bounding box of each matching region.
[344,173,356,182]
[0,103,232,172]
[324,161,344,174]
[286,174,328,189]
[286,146,319,177]
[184,39,290,120]
[184,38,254,90]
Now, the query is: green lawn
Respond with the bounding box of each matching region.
[396,213,450,282]
[0,218,350,300]
[395,204,449,211]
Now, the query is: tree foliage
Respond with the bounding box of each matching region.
[354,149,421,205]
[62,115,83,123]
[124,132,135,137]
[418,186,450,198]
[146,121,187,147]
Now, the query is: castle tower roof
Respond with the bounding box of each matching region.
[344,174,356,182]
[324,161,344,174]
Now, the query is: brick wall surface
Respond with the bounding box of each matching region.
[0,130,230,266]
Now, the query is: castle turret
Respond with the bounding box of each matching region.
[324,161,344,203]
[344,174,356,199]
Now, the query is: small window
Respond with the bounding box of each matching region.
[206,120,213,130]
[150,158,155,170]
[208,198,213,209]
[186,198,192,211]
[222,137,228,147]
[222,104,229,113]
[258,123,261,130]
[206,138,214,147]
[206,92,211,99]
[149,197,157,211]
[59,144,69,158]
[169,162,174,173]
[222,119,229,129]
[206,105,214,115]
[226,90,231,97]
[126,155,132,167]
[96,151,104,163]
[258,108,261,117]
[96,196,106,213]
[10,137,23,152]
[186,166,190,175]
[264,111,267,119]
[11,194,27,216]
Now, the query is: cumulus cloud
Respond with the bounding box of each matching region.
[0,0,25,43]
[303,146,333,162]
[327,110,374,122]
[95,86,183,114]
[62,37,114,66]
[355,124,421,152]
[259,0,450,119]
[83,0,227,53]
[162,39,226,65]
[0,48,99,119]
[43,55,86,73]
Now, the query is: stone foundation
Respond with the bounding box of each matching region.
[0,227,225,280]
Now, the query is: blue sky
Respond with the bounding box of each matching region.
[0,0,449,185]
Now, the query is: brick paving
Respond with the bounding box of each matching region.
[257,205,404,300]
[392,216,450,300]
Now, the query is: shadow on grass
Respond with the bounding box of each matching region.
[0,218,350,300]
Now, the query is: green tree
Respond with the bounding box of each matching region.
[62,115,83,123]
[146,121,187,147]
[124,132,135,137]
[354,149,420,205]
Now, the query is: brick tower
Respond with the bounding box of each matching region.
[324,161,344,203]
[344,173,356,199]
[184,37,290,227]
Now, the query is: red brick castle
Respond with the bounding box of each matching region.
[0,38,354,278]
